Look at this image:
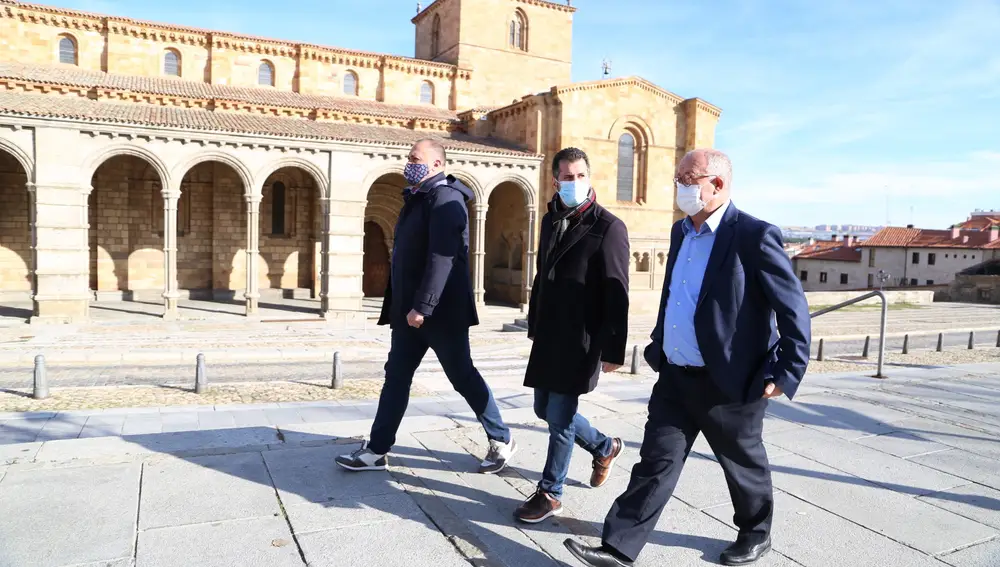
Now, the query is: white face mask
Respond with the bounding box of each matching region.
[558,180,590,207]
[675,183,706,216]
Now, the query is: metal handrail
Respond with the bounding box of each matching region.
[809,290,887,378]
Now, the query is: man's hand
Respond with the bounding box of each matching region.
[602,362,622,373]
[763,381,783,399]
[407,309,425,328]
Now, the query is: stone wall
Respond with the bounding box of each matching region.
[0,2,462,109]
[259,169,320,292]
[484,181,527,305]
[0,151,30,294]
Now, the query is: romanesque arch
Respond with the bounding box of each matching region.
[174,160,248,301]
[484,180,530,305]
[0,147,32,319]
[87,154,167,303]
[362,171,406,298]
[258,166,322,300]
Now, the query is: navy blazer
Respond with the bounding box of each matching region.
[644,202,811,402]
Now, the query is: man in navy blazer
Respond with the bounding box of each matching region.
[565,149,811,566]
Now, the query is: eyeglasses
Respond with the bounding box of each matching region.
[674,174,716,186]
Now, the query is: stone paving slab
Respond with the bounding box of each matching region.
[0,363,999,566]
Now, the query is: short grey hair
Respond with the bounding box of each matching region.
[414,137,447,163]
[704,149,732,188]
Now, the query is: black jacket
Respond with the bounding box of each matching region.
[523,200,630,395]
[377,172,479,330]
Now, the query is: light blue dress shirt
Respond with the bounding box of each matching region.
[663,200,731,367]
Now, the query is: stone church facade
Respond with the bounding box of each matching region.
[0,0,720,324]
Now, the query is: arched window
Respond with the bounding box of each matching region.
[509,10,527,51]
[258,61,274,86]
[271,182,286,235]
[163,49,181,77]
[616,133,636,201]
[343,71,358,96]
[420,81,434,104]
[58,35,77,65]
[431,14,441,57]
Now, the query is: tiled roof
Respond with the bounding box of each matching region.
[794,240,863,262]
[861,226,1000,249]
[957,215,1000,230]
[0,62,459,123]
[0,90,539,157]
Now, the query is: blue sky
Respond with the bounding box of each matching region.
[63,0,1000,229]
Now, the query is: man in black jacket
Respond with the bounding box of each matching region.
[336,138,517,474]
[513,147,630,524]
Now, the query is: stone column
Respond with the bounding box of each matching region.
[472,203,488,305]
[161,189,180,320]
[523,205,537,307]
[319,195,365,319]
[244,195,262,318]
[30,183,91,324]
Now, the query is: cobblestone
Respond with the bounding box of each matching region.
[0,379,421,413]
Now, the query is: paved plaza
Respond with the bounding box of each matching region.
[1,360,1000,567]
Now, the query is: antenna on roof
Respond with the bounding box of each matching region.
[601,58,612,79]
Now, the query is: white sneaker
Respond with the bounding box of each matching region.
[479,438,518,474]
[335,441,388,471]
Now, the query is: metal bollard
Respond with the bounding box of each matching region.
[936,333,944,352]
[902,334,909,355]
[33,354,48,400]
[968,331,975,350]
[861,336,870,358]
[996,330,1000,348]
[816,338,824,361]
[195,353,207,394]
[630,345,639,375]
[331,351,343,389]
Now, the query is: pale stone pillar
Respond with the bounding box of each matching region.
[30,183,91,324]
[523,205,537,306]
[319,196,365,318]
[161,189,180,320]
[245,195,262,317]
[472,203,488,305]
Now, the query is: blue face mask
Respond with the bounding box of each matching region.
[404,162,430,186]
[558,180,590,207]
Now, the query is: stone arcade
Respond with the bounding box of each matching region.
[0,0,721,324]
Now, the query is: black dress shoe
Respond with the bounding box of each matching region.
[720,535,771,565]
[563,539,634,566]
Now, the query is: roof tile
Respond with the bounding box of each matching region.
[861,226,1000,250]
[0,62,459,122]
[0,90,538,157]
[794,239,863,262]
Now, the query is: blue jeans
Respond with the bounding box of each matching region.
[368,325,510,455]
[535,388,613,498]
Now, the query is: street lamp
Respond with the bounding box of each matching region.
[876,269,890,290]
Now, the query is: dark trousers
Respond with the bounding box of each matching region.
[601,364,773,562]
[534,389,614,498]
[368,324,511,455]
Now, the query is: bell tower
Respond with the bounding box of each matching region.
[413,0,576,109]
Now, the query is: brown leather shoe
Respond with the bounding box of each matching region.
[590,437,623,488]
[514,489,562,523]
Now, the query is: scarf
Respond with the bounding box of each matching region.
[544,188,596,280]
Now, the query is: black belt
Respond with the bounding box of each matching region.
[669,363,707,375]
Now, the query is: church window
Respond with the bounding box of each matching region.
[163,49,181,77]
[509,10,527,51]
[58,35,77,65]
[616,133,636,201]
[431,14,441,57]
[343,71,358,96]
[420,81,434,104]
[258,60,275,86]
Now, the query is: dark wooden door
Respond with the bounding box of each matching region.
[362,221,389,297]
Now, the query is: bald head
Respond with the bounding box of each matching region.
[675,148,733,223]
[405,138,447,185]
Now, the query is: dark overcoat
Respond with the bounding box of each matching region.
[523,200,630,395]
[377,172,479,330]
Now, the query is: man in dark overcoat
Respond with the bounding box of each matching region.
[513,147,631,523]
[336,138,517,474]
